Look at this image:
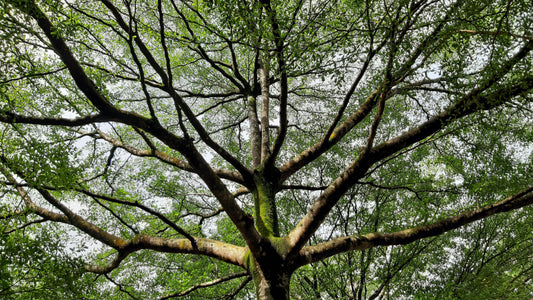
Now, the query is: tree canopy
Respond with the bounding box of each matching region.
[0,0,532,298]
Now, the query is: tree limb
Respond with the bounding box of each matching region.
[0,112,110,126]
[158,271,249,299]
[295,187,533,267]
[286,46,533,256]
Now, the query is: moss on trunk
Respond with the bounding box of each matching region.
[244,237,293,300]
[252,166,280,237]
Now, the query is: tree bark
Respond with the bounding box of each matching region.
[245,237,293,300]
[255,268,292,300]
[252,167,280,237]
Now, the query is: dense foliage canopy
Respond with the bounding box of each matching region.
[1,0,532,298]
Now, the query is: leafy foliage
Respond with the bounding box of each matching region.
[0,0,532,298]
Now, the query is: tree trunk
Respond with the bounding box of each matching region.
[255,270,291,300]
[248,254,292,300]
[249,166,290,298]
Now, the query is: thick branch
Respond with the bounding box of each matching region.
[259,60,271,161]
[133,234,247,267]
[279,90,379,182]
[287,56,533,255]
[101,0,252,178]
[10,0,118,114]
[295,187,533,266]
[248,96,262,168]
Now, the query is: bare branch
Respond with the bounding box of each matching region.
[0,66,67,84]
[3,219,48,234]
[133,234,247,267]
[105,274,141,300]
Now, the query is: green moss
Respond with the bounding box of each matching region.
[252,168,280,237]
[267,237,289,258]
[243,249,262,298]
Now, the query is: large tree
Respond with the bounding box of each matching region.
[1,0,532,298]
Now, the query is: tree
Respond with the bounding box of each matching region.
[0,0,532,298]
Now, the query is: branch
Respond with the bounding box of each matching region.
[248,96,262,168]
[280,184,328,191]
[0,112,110,126]
[286,47,533,255]
[101,0,252,178]
[458,29,533,41]
[158,272,249,300]
[0,66,67,84]
[105,274,140,300]
[77,187,197,247]
[263,0,288,168]
[279,89,380,182]
[0,161,69,224]
[259,59,271,161]
[85,251,130,274]
[225,275,252,299]
[279,2,461,183]
[93,130,244,184]
[15,0,258,248]
[3,219,48,234]
[1,156,131,249]
[133,234,247,267]
[369,72,533,162]
[10,0,118,114]
[295,187,533,266]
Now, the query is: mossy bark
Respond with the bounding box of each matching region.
[252,167,280,237]
[244,237,293,300]
[248,166,293,299]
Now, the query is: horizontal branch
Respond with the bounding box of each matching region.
[0,66,67,84]
[159,271,249,300]
[132,234,247,267]
[0,112,109,126]
[280,184,328,191]
[86,234,247,276]
[295,187,533,266]
[3,219,48,234]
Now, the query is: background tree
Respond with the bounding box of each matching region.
[0,0,532,298]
